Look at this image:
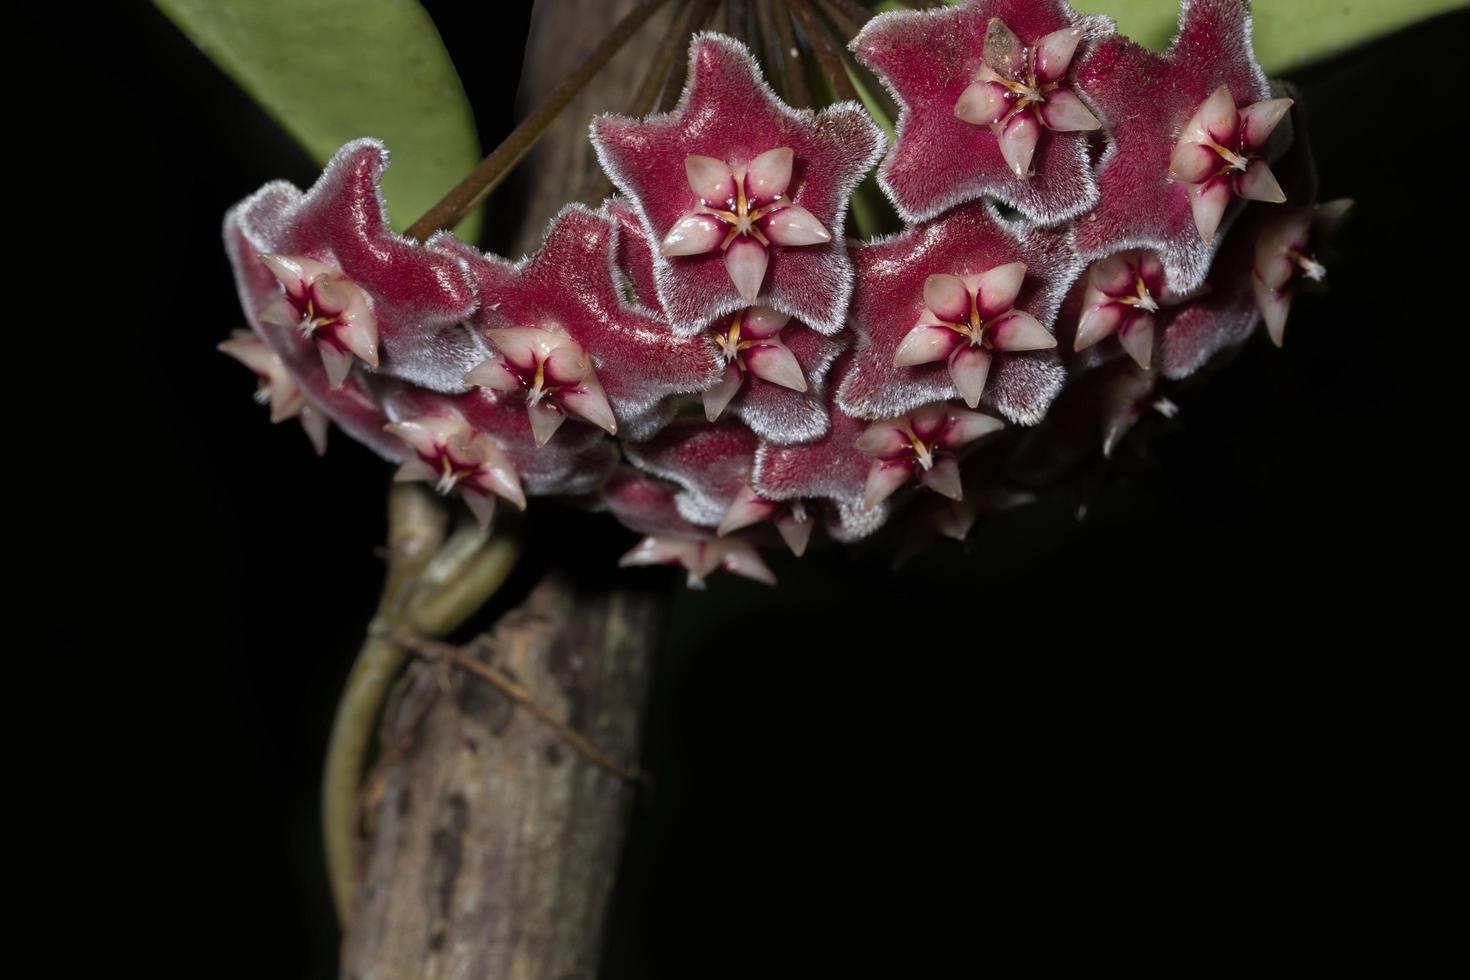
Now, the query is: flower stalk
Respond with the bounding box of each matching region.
[321,487,522,926]
[404,0,672,241]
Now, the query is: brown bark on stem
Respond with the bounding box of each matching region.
[340,3,673,976]
[340,575,663,979]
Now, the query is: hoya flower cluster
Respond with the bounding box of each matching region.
[222,0,1346,587]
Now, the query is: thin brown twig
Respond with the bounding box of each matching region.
[812,0,902,123]
[790,0,859,103]
[659,0,723,112]
[752,0,788,99]
[811,0,864,40]
[724,0,750,41]
[629,0,705,118]
[581,0,707,204]
[768,0,811,107]
[397,633,644,783]
[822,0,872,31]
[405,0,671,240]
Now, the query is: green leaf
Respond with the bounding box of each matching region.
[1063,0,1461,74]
[155,0,482,240]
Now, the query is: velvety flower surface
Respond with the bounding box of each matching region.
[226,197,402,460]
[853,0,1110,225]
[608,199,842,444]
[591,33,883,334]
[229,139,483,393]
[838,202,1081,425]
[383,386,619,501]
[1155,252,1258,380]
[623,420,755,528]
[600,466,776,587]
[1071,0,1276,293]
[439,204,723,443]
[624,420,817,556]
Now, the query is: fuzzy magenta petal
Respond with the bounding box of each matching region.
[610,197,844,445]
[852,0,1111,225]
[837,202,1081,425]
[1071,0,1272,293]
[753,356,889,541]
[623,420,758,527]
[591,33,883,334]
[231,139,483,394]
[435,203,723,442]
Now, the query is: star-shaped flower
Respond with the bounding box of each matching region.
[1073,250,1166,369]
[852,0,1111,225]
[226,192,403,461]
[1155,215,1263,380]
[384,413,526,528]
[607,199,843,444]
[1168,83,1293,245]
[625,420,816,556]
[228,139,483,392]
[837,202,1081,426]
[1071,0,1281,293]
[217,330,330,455]
[1252,198,1352,347]
[619,535,776,589]
[854,403,1004,509]
[384,386,619,501]
[438,204,722,443]
[599,467,776,587]
[591,33,883,334]
[752,357,893,542]
[1097,361,1177,459]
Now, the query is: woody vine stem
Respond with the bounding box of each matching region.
[320,0,879,926]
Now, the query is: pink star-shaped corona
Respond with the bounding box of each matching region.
[591,33,883,334]
[1074,250,1166,369]
[437,204,722,443]
[1071,0,1282,293]
[1252,199,1352,347]
[838,202,1081,426]
[384,413,526,529]
[227,139,483,393]
[608,199,842,444]
[217,330,330,455]
[852,0,1110,225]
[855,403,1004,509]
[599,467,775,587]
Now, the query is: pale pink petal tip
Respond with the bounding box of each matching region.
[724,238,769,305]
[1040,89,1100,132]
[744,343,807,392]
[745,147,794,203]
[948,346,992,409]
[661,214,725,256]
[954,81,1010,126]
[618,536,776,588]
[761,204,831,247]
[998,113,1041,179]
[685,154,736,203]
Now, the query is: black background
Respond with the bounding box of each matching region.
[19,2,1460,975]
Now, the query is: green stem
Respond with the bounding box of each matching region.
[321,499,522,926]
[321,634,410,927]
[404,0,671,240]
